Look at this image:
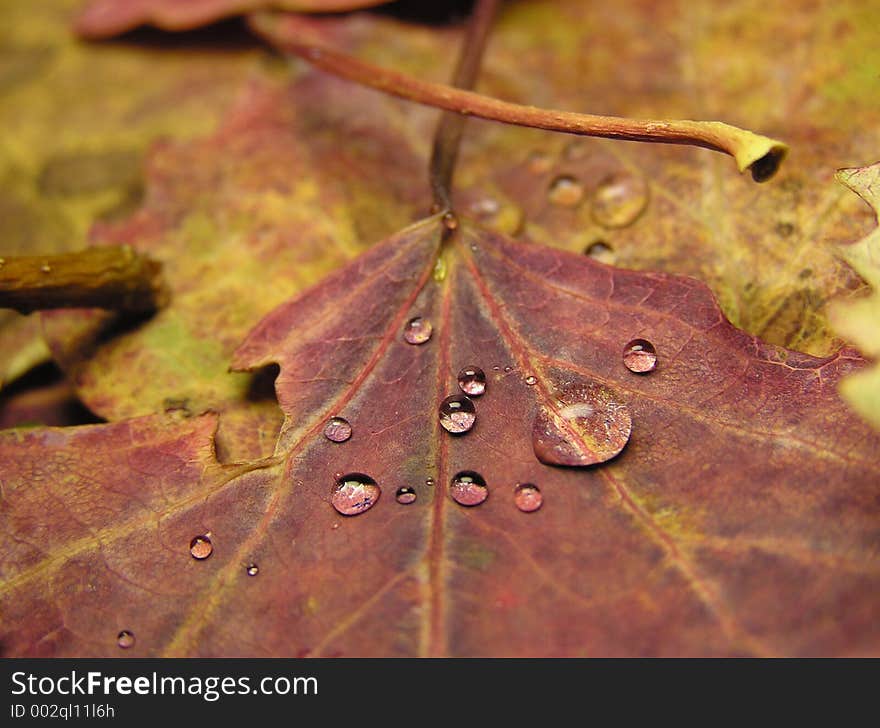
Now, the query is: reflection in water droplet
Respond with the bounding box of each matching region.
[324,416,352,443]
[592,174,649,228]
[450,471,488,506]
[532,380,632,466]
[395,487,417,505]
[548,175,585,207]
[439,394,476,434]
[585,241,615,265]
[404,317,433,345]
[525,375,537,386]
[514,483,543,513]
[117,630,135,649]
[190,535,213,560]
[458,366,487,397]
[246,563,259,576]
[331,473,380,516]
[622,339,657,373]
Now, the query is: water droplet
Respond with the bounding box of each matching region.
[548,175,584,207]
[425,478,435,487]
[331,473,380,516]
[40,263,51,274]
[433,256,447,281]
[457,366,487,397]
[439,394,476,434]
[117,630,135,649]
[324,416,352,443]
[492,365,501,372]
[470,197,500,217]
[442,211,459,231]
[450,471,488,507]
[532,380,632,466]
[622,339,657,373]
[395,486,417,505]
[514,483,543,513]
[404,317,432,345]
[504,365,513,373]
[584,241,615,264]
[592,174,649,228]
[525,375,537,386]
[526,150,553,174]
[246,563,259,576]
[189,535,213,560]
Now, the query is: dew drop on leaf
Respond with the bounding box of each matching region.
[395,486,417,505]
[548,175,585,207]
[331,473,380,516]
[584,241,615,264]
[622,339,657,373]
[450,471,489,507]
[117,630,135,649]
[592,174,649,228]
[246,563,259,577]
[532,381,632,466]
[323,416,352,443]
[457,366,487,397]
[425,478,435,487]
[189,535,213,560]
[439,394,476,434]
[525,375,538,386]
[504,365,513,373]
[514,483,543,513]
[403,317,433,345]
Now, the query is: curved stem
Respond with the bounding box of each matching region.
[430,0,500,214]
[265,17,788,181]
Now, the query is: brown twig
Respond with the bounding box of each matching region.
[430,0,501,215]
[267,18,788,182]
[0,246,166,314]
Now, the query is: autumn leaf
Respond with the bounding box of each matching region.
[3,217,878,657]
[831,162,880,430]
[74,0,394,39]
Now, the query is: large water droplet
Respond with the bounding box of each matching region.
[622,339,657,373]
[548,175,584,207]
[190,535,213,560]
[592,174,649,228]
[117,630,135,649]
[246,563,259,577]
[404,317,432,345]
[395,487,417,505]
[324,416,352,443]
[532,381,632,466]
[331,473,380,516]
[514,483,543,513]
[450,471,488,506]
[439,394,476,434]
[457,366,487,397]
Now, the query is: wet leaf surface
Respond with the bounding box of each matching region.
[3,218,878,657]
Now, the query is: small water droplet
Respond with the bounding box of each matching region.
[584,241,615,264]
[526,150,553,174]
[622,339,657,373]
[442,211,459,231]
[492,365,501,372]
[525,375,537,386]
[246,563,259,576]
[395,486,417,505]
[117,630,135,649]
[331,473,380,516]
[592,174,649,228]
[532,380,632,466]
[40,263,51,273]
[504,365,513,373]
[331,523,339,530]
[189,535,213,560]
[548,175,585,207]
[425,478,435,487]
[450,471,488,507]
[324,416,352,443]
[457,366,487,397]
[404,317,433,345]
[514,483,543,513]
[439,394,476,434]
